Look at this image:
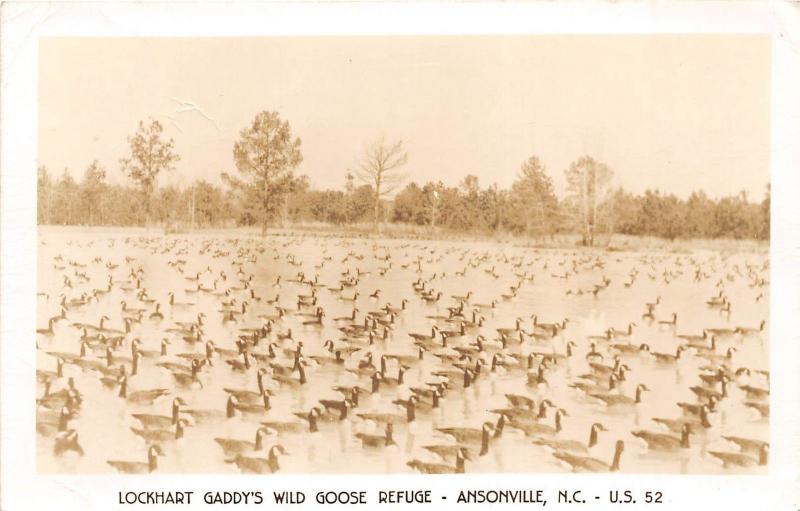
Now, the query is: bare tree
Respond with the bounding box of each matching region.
[352,135,408,232]
[120,118,180,224]
[564,155,613,246]
[223,111,303,236]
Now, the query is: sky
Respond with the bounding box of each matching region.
[39,36,770,200]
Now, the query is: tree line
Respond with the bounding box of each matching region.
[37,112,770,243]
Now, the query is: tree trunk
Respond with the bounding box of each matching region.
[262,176,269,237]
[144,191,151,227]
[373,179,381,234]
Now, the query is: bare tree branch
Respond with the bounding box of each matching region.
[353,135,408,232]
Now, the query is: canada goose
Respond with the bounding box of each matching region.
[504,393,535,410]
[302,309,325,326]
[334,308,359,322]
[46,307,68,325]
[118,376,170,405]
[708,443,768,468]
[225,445,288,474]
[497,318,522,337]
[421,443,476,461]
[168,358,203,388]
[652,405,712,433]
[53,429,84,457]
[168,292,194,307]
[552,440,624,473]
[658,313,677,328]
[36,404,75,435]
[696,347,737,365]
[532,422,607,454]
[421,291,443,304]
[214,427,272,456]
[588,356,622,376]
[107,444,164,474]
[339,292,359,303]
[587,330,613,343]
[608,322,636,338]
[677,329,708,343]
[437,420,497,446]
[590,384,649,407]
[384,346,426,367]
[226,390,272,417]
[722,436,769,456]
[380,358,409,387]
[131,397,187,429]
[221,368,270,403]
[611,343,650,356]
[631,423,691,451]
[36,318,57,337]
[383,300,409,314]
[508,408,566,436]
[149,303,164,320]
[705,326,737,338]
[358,396,417,425]
[355,422,396,448]
[706,291,725,306]
[735,320,766,337]
[131,418,188,443]
[677,396,719,417]
[407,446,470,474]
[134,338,170,359]
[225,351,252,372]
[738,384,769,401]
[690,379,728,402]
[263,409,319,435]
[37,357,65,383]
[408,326,439,343]
[650,346,685,364]
[744,401,769,418]
[473,299,497,311]
[38,377,81,404]
[308,344,346,367]
[272,360,307,387]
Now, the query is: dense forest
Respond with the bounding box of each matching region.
[37,114,770,243]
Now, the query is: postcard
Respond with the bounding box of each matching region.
[2,2,799,510]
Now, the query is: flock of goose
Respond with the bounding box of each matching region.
[36,232,769,474]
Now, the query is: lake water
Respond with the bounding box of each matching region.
[36,228,769,474]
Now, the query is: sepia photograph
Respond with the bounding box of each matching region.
[3,0,800,508]
[31,35,773,476]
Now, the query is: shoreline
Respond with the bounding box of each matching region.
[37,223,769,254]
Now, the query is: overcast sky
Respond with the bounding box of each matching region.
[39,36,770,200]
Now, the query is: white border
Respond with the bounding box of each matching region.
[2,2,799,510]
